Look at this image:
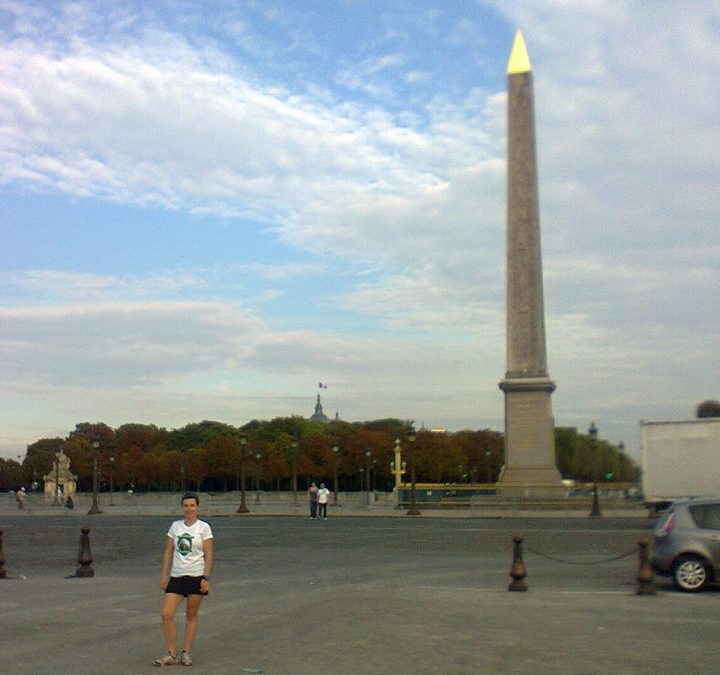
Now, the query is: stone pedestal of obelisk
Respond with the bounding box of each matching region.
[498,31,562,491]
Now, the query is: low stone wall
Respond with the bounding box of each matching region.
[0,489,397,515]
[396,482,644,510]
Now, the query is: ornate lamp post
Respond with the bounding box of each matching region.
[406,427,420,516]
[291,436,300,507]
[588,422,601,517]
[364,448,372,506]
[390,438,406,509]
[52,450,62,506]
[237,434,249,513]
[332,445,340,506]
[254,452,262,504]
[109,456,115,506]
[88,440,102,515]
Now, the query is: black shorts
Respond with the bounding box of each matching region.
[165,575,208,597]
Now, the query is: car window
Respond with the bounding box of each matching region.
[689,504,720,530]
[656,509,675,535]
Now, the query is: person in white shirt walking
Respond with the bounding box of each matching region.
[317,483,330,519]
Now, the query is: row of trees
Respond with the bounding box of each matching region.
[697,400,720,418]
[1,416,637,493]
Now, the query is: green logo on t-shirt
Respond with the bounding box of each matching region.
[177,533,193,556]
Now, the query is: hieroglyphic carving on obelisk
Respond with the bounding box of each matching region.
[498,31,562,488]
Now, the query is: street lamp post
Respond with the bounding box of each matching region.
[17,456,22,491]
[390,439,405,487]
[390,438,406,508]
[332,445,339,506]
[88,440,102,515]
[390,458,407,509]
[237,434,249,514]
[109,456,115,506]
[406,427,421,516]
[291,436,299,507]
[588,422,601,517]
[254,452,262,504]
[52,450,62,506]
[364,448,372,506]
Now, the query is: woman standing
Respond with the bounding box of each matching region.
[154,492,214,667]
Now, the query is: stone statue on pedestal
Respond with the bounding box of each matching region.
[43,449,79,497]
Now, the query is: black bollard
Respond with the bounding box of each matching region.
[508,533,528,591]
[75,526,95,578]
[636,538,656,596]
[0,529,7,579]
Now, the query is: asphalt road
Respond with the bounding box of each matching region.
[1,515,718,674]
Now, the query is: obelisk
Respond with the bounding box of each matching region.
[498,30,562,488]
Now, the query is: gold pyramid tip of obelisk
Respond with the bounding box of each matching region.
[507,29,531,74]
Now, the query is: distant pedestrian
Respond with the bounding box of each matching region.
[16,487,26,510]
[308,482,319,519]
[65,495,74,509]
[153,492,213,667]
[317,483,330,519]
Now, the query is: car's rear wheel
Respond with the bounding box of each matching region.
[672,556,709,592]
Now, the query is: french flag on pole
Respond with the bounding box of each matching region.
[318,382,327,389]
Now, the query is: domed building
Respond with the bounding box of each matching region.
[309,393,339,424]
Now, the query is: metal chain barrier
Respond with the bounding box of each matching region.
[524,542,637,565]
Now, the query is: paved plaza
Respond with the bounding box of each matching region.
[1,498,719,674]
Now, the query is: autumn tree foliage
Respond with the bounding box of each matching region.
[13,417,636,492]
[696,400,720,418]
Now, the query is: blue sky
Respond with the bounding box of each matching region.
[1,1,718,460]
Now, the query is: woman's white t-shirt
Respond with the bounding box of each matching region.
[167,519,213,577]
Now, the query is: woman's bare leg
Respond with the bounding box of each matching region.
[182,594,204,653]
[160,593,184,655]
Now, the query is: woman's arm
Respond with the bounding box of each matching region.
[200,537,214,593]
[159,536,173,589]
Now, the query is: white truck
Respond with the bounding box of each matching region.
[640,418,720,509]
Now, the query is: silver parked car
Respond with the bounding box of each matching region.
[652,497,720,592]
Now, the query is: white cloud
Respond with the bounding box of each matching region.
[3,270,209,300]
[0,295,497,446]
[404,70,431,84]
[231,262,326,282]
[0,300,264,386]
[1,35,471,239]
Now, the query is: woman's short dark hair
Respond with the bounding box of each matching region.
[181,492,200,505]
